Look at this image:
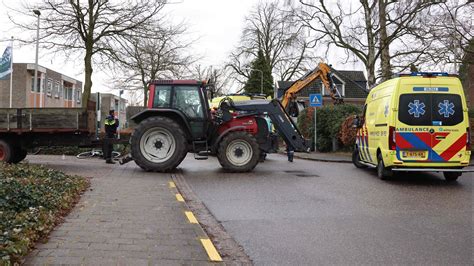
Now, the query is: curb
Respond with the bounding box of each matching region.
[171,173,252,264]
[281,152,352,163]
[294,154,474,166]
[168,179,224,263]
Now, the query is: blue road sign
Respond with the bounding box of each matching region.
[309,94,323,107]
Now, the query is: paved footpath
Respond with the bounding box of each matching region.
[24,155,216,265]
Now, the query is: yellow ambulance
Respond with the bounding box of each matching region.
[353,72,471,181]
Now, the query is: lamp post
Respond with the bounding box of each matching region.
[117,89,124,139]
[242,67,263,95]
[33,9,41,108]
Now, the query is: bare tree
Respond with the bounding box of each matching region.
[191,65,232,98]
[9,0,167,107]
[111,21,197,106]
[392,1,473,73]
[295,0,436,86]
[228,1,317,86]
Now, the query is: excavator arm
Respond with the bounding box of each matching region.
[281,62,344,109]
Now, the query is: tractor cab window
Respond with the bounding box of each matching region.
[173,86,204,119]
[153,86,171,108]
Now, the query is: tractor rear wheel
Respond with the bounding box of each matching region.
[131,117,187,172]
[217,131,260,172]
[0,139,13,164]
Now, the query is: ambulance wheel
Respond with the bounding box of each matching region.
[377,153,392,180]
[443,172,460,182]
[352,148,366,169]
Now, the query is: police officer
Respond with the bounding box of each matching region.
[103,110,119,164]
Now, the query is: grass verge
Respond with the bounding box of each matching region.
[0,163,89,264]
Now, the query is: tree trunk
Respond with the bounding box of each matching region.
[362,0,377,88]
[81,47,93,108]
[379,0,392,82]
[143,84,149,107]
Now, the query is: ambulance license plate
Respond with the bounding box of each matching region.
[401,151,427,159]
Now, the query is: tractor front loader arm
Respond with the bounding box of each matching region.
[231,100,310,152]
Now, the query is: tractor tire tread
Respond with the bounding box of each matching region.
[131,116,187,172]
[217,131,260,172]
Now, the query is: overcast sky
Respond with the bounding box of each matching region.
[0,0,362,97]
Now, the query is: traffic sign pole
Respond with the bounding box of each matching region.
[314,107,317,152]
[309,93,322,152]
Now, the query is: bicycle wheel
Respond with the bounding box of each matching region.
[76,151,93,159]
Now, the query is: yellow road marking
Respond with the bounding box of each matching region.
[169,181,176,188]
[200,238,222,262]
[185,211,198,224]
[175,193,185,202]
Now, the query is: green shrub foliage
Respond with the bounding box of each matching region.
[0,164,88,264]
[297,104,362,152]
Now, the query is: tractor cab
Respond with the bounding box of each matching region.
[147,80,211,140]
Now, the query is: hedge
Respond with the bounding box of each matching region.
[0,164,89,264]
[297,104,362,152]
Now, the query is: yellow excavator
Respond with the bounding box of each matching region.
[281,62,344,117]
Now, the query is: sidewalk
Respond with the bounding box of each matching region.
[24,155,215,265]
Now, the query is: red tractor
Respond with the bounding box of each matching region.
[127,80,309,172]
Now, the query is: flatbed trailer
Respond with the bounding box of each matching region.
[0,107,128,163]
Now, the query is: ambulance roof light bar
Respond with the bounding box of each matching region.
[396,72,457,78]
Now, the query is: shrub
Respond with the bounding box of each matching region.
[0,164,89,264]
[297,104,362,152]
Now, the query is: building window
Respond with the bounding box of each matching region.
[46,79,52,97]
[68,88,73,100]
[76,89,81,104]
[55,81,60,98]
[335,84,344,97]
[31,76,42,92]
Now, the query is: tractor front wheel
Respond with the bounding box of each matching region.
[217,131,260,172]
[131,117,187,172]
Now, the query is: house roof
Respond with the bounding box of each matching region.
[277,69,369,99]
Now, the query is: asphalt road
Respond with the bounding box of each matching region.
[179,154,473,265]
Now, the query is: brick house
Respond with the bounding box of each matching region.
[0,63,82,108]
[276,68,369,105]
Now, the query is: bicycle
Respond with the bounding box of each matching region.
[76,149,121,159]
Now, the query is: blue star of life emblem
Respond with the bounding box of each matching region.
[438,100,455,118]
[408,100,426,118]
[384,104,389,117]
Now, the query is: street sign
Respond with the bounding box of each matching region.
[309,94,323,107]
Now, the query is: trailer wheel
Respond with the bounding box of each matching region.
[131,117,187,172]
[217,131,260,172]
[11,147,27,164]
[0,140,13,163]
[443,172,460,182]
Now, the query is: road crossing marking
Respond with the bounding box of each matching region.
[185,211,198,224]
[169,181,176,188]
[175,193,185,202]
[200,238,222,262]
